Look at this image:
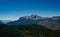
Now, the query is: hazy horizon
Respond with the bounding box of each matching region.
[0,0,60,20]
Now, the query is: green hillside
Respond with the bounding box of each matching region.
[0,24,60,37]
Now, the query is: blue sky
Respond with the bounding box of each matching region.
[0,0,60,20]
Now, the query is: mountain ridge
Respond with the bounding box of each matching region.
[0,21,3,24]
[5,15,60,30]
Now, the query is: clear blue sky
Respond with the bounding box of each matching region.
[0,0,60,20]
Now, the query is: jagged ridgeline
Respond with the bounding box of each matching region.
[7,15,60,29]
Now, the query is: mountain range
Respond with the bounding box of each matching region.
[0,14,60,30]
[1,20,12,24]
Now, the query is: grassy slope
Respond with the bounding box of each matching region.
[0,24,60,37]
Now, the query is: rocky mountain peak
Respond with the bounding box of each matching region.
[19,14,43,20]
[31,14,37,18]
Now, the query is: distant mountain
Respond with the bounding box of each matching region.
[1,20,12,24]
[7,15,60,30]
[0,21,5,28]
[39,16,60,29]
[0,21,3,24]
[7,14,43,25]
